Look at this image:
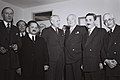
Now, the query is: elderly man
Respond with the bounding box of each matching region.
[42,15,64,80]
[64,14,86,80]
[103,13,120,80]
[0,7,21,80]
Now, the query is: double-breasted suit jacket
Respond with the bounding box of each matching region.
[106,25,120,76]
[0,20,21,69]
[83,27,107,72]
[65,25,86,64]
[41,26,64,80]
[20,33,49,79]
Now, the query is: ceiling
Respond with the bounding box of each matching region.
[2,0,69,8]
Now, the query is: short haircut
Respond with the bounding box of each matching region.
[85,13,96,20]
[27,20,40,28]
[67,14,76,20]
[16,20,27,27]
[1,7,14,15]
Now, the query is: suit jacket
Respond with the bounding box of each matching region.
[83,27,107,72]
[0,20,21,69]
[41,26,64,62]
[20,33,49,77]
[65,25,86,64]
[106,25,120,76]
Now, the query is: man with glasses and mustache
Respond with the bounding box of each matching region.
[103,13,120,80]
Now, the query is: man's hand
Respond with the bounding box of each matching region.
[81,65,83,70]
[16,68,21,75]
[104,59,117,69]
[99,63,103,69]
[44,65,49,71]
[11,44,18,51]
[0,47,7,54]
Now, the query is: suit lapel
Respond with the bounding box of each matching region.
[85,27,98,47]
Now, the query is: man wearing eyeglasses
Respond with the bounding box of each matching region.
[103,13,120,80]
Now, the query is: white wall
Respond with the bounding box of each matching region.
[23,0,120,29]
[0,0,24,24]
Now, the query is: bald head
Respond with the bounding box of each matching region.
[67,14,76,27]
[103,13,115,29]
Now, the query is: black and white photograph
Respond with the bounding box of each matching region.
[0,0,120,80]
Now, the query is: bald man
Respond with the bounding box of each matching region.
[64,14,86,80]
[41,15,64,80]
[103,13,120,80]
[0,7,21,80]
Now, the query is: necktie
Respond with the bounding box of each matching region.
[108,29,112,36]
[65,27,70,40]
[32,36,35,41]
[7,23,10,33]
[55,27,58,34]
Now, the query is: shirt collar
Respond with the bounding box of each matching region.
[88,26,96,35]
[70,25,76,34]
[51,25,58,31]
[3,21,11,28]
[111,25,116,32]
[28,33,36,40]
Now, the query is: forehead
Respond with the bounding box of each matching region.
[18,21,25,24]
[29,23,38,27]
[86,15,94,19]
[51,16,60,20]
[67,15,76,20]
[103,14,112,20]
[3,8,13,13]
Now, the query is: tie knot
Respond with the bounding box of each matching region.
[109,29,112,33]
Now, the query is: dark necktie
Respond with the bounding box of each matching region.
[32,36,35,42]
[65,27,70,40]
[108,29,112,36]
[7,23,10,33]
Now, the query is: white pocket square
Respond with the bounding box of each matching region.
[75,31,80,34]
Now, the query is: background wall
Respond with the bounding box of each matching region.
[0,0,23,24]
[22,0,120,29]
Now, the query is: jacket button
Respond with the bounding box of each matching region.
[114,51,117,54]
[90,49,92,52]
[73,48,75,51]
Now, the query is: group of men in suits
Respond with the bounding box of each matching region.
[0,7,49,80]
[0,6,120,80]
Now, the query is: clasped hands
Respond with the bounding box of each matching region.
[0,44,18,54]
[104,59,117,69]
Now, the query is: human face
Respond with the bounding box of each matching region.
[18,21,27,32]
[67,15,76,27]
[103,14,115,29]
[85,16,95,29]
[51,16,60,28]
[28,23,39,35]
[2,8,14,22]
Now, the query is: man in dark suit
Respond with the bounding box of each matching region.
[103,13,120,80]
[64,14,86,80]
[42,15,64,80]
[0,7,21,80]
[20,20,49,80]
[16,20,28,80]
[82,13,107,80]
